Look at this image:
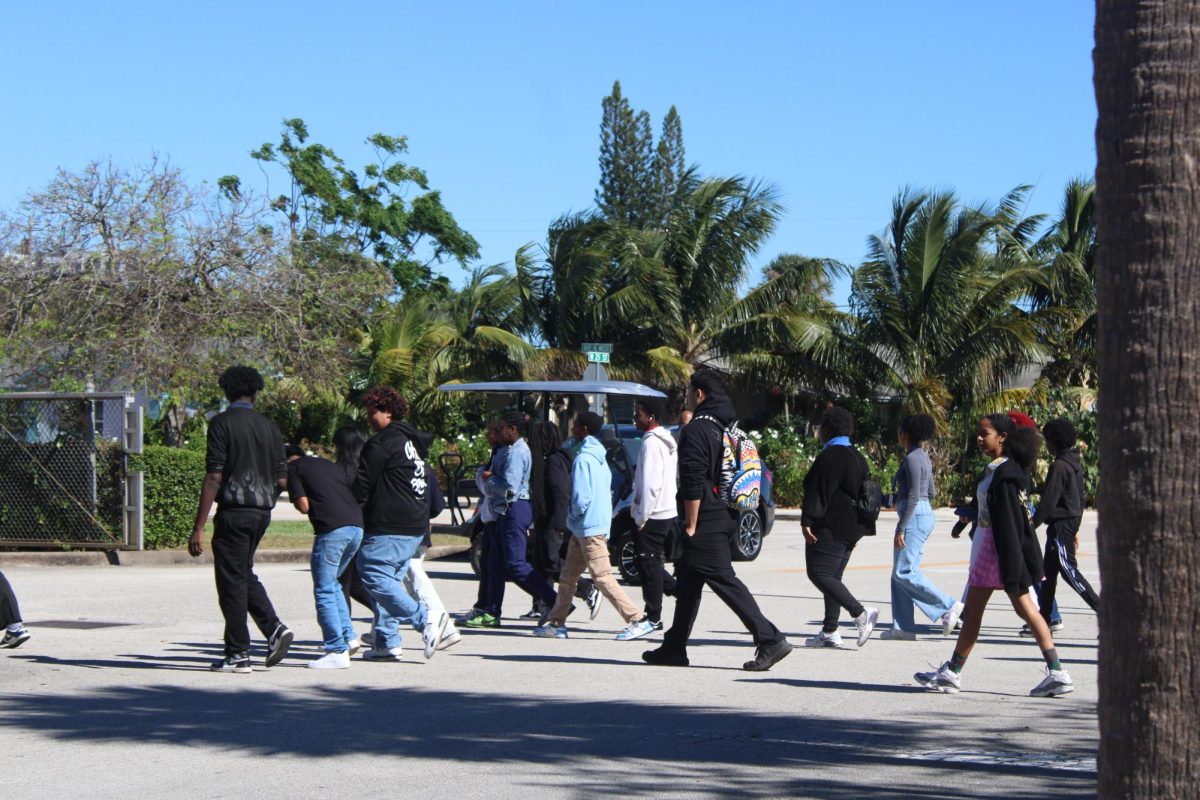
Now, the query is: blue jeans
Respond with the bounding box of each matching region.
[311,526,363,652]
[357,534,428,649]
[891,500,955,631]
[481,500,556,614]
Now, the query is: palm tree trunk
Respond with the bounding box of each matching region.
[1094,2,1200,797]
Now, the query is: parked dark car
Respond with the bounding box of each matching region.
[596,424,775,584]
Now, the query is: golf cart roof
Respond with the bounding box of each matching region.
[437,380,666,398]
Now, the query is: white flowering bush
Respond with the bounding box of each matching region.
[748,425,821,507]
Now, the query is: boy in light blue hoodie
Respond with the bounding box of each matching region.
[534,412,646,640]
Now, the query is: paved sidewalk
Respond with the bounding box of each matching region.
[1,515,1099,799]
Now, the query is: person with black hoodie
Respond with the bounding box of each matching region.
[914,414,1074,697]
[642,369,793,671]
[800,406,880,649]
[1031,418,1099,624]
[353,387,448,662]
[523,420,597,620]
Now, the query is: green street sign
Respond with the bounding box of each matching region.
[586,351,610,363]
[581,342,613,354]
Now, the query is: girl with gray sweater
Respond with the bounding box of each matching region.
[881,414,964,639]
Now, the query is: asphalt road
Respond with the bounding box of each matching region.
[1,511,1099,799]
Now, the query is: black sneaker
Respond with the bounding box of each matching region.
[642,647,689,667]
[743,639,794,672]
[586,586,602,621]
[265,624,293,667]
[1,627,30,649]
[211,653,252,673]
[649,620,664,631]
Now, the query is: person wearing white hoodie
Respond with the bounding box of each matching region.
[629,397,679,635]
[534,412,647,641]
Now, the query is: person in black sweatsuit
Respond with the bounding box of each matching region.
[642,369,792,671]
[1032,418,1099,624]
[800,406,879,648]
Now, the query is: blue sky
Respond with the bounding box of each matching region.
[1,3,1096,303]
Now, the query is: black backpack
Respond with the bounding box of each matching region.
[852,449,881,524]
[856,477,882,524]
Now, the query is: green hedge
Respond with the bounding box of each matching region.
[132,445,206,549]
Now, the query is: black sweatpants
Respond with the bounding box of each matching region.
[635,517,679,623]
[0,571,23,628]
[1040,518,1100,623]
[211,509,282,656]
[805,526,866,632]
[663,514,783,652]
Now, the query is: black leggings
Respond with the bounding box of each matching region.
[0,571,23,628]
[635,518,679,623]
[805,527,865,632]
[1041,519,1100,623]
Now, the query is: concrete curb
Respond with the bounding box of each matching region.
[0,543,470,568]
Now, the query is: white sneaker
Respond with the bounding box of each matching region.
[803,630,844,648]
[1020,621,1065,636]
[854,607,879,647]
[437,624,462,651]
[1030,667,1074,697]
[423,611,450,660]
[941,601,965,636]
[362,646,403,661]
[309,650,351,670]
[879,627,916,641]
[914,661,962,693]
[346,638,362,657]
[615,619,656,641]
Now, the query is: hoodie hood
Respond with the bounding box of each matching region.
[644,425,678,454]
[577,434,608,465]
[692,394,736,427]
[392,420,433,459]
[1057,449,1082,471]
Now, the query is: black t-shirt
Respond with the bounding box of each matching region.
[287,456,364,535]
[205,405,286,512]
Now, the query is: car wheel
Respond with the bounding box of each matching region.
[616,531,642,585]
[732,510,763,561]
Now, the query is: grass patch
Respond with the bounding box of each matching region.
[180,520,468,551]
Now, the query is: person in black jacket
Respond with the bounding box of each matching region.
[642,369,793,671]
[353,387,448,662]
[800,406,879,649]
[1032,418,1099,624]
[189,365,293,673]
[915,414,1075,697]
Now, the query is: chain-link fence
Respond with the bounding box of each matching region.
[0,393,142,549]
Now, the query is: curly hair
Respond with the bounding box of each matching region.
[218,366,264,402]
[820,406,855,439]
[362,387,408,419]
[1042,418,1078,451]
[899,413,936,445]
[1007,426,1043,471]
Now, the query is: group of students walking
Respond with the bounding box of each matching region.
[186,368,454,672]
[1,363,1095,698]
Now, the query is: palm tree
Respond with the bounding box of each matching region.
[1028,179,1097,391]
[848,188,1046,427]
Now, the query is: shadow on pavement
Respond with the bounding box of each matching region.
[0,683,1096,798]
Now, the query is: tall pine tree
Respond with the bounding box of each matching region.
[652,105,686,227]
[596,81,656,227]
